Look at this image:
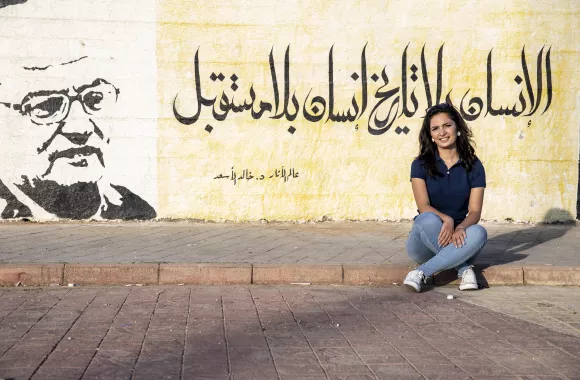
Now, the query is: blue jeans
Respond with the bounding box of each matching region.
[406,212,487,277]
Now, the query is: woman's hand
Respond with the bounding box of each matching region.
[438,216,454,247]
[452,226,467,248]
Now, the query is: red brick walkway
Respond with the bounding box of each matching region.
[1,286,579,379]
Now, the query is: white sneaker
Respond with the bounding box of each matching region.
[459,267,478,291]
[403,269,425,293]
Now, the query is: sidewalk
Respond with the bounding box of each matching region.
[1,286,579,380]
[0,221,579,286]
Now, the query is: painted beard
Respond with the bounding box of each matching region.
[39,146,106,186]
[17,177,102,219]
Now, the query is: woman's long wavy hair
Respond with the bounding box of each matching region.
[418,103,477,178]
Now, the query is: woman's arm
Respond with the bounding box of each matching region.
[411,178,451,220]
[411,178,454,247]
[452,187,485,247]
[457,187,485,229]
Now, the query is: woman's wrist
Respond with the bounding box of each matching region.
[442,216,454,224]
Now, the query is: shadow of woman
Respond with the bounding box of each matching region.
[435,208,576,288]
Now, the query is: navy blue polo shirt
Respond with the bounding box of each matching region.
[410,153,486,225]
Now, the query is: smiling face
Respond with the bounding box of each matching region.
[429,112,458,150]
[0,60,118,187]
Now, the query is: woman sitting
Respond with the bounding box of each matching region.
[404,103,487,293]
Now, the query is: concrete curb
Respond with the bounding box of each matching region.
[0,264,63,286]
[0,263,579,287]
[64,263,158,285]
[159,263,252,285]
[343,264,414,285]
[523,265,580,286]
[253,264,343,284]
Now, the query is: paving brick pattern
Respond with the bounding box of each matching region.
[436,286,580,338]
[0,222,579,266]
[1,286,579,379]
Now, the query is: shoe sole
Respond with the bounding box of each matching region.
[403,281,420,292]
[459,284,478,291]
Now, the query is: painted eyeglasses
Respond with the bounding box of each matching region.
[1,78,119,125]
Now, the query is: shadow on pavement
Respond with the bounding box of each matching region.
[3,286,580,379]
[433,208,575,289]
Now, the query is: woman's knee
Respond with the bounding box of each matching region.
[414,212,442,230]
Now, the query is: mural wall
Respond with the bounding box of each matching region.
[0,0,158,219]
[1,0,579,222]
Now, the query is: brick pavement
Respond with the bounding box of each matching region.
[435,286,580,338]
[0,221,578,265]
[0,285,579,380]
[0,221,579,286]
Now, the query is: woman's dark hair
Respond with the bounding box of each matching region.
[417,103,477,177]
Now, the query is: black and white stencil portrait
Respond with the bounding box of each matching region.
[0,0,157,220]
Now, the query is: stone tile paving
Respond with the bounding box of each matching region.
[0,222,579,266]
[435,286,580,338]
[0,286,578,379]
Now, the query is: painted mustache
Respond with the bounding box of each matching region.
[48,146,104,166]
[42,146,104,177]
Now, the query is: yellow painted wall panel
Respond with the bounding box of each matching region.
[157,0,580,222]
